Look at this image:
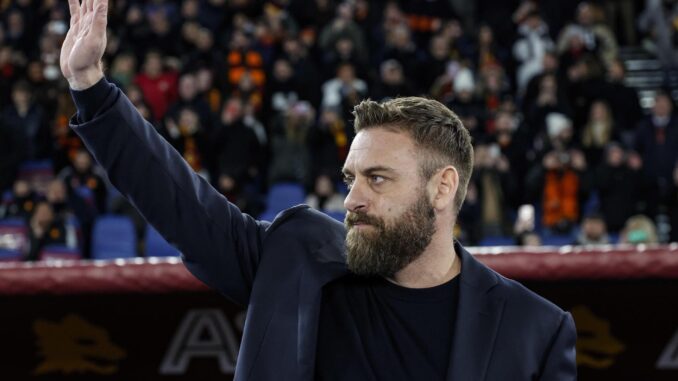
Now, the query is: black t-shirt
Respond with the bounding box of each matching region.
[315,274,460,380]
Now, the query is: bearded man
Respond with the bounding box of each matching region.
[61,1,576,380]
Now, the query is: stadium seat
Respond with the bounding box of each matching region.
[91,215,137,259]
[144,224,181,257]
[39,244,82,261]
[17,160,54,193]
[323,211,345,223]
[479,236,515,247]
[260,182,306,218]
[541,233,575,246]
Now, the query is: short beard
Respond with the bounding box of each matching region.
[344,191,437,278]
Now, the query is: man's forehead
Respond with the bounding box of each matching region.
[343,128,417,173]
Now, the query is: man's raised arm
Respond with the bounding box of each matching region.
[60,0,268,305]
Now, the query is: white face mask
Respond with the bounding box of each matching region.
[47,20,67,35]
[44,65,60,81]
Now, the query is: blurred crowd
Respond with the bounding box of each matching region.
[2,0,678,259]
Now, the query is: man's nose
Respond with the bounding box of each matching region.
[344,179,368,212]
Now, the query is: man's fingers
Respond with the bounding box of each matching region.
[91,0,108,36]
[67,0,80,17]
[79,0,86,24]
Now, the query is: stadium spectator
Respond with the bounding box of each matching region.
[447,68,485,140]
[580,100,618,165]
[471,24,510,72]
[522,51,565,115]
[372,59,416,101]
[1,80,51,160]
[0,179,36,220]
[321,62,367,121]
[638,0,678,69]
[471,142,518,238]
[264,58,304,122]
[556,2,618,68]
[3,0,678,253]
[165,107,210,180]
[492,110,531,200]
[418,34,453,93]
[145,7,181,57]
[524,74,573,138]
[518,231,543,246]
[620,214,659,244]
[212,96,264,208]
[27,200,75,261]
[574,212,611,245]
[377,22,419,81]
[166,72,215,135]
[318,1,369,73]
[598,59,642,140]
[526,113,590,233]
[307,106,348,180]
[3,9,31,54]
[223,29,266,94]
[268,100,314,186]
[109,52,137,90]
[134,51,179,121]
[634,91,678,216]
[595,143,643,233]
[477,64,512,133]
[44,177,93,257]
[281,37,322,107]
[513,9,555,94]
[58,149,108,214]
[305,174,346,214]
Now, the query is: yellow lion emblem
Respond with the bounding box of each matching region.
[33,314,126,375]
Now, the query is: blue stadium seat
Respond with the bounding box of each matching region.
[144,224,181,257]
[258,211,278,223]
[39,244,82,261]
[541,233,575,246]
[478,236,515,247]
[73,185,96,208]
[17,160,54,191]
[323,211,345,223]
[260,182,306,218]
[91,215,137,259]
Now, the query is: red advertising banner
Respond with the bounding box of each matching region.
[1,246,677,380]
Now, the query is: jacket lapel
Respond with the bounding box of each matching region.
[447,245,505,381]
[297,226,349,380]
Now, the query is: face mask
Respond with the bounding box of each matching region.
[627,229,649,243]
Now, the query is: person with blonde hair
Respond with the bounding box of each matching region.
[621,214,659,244]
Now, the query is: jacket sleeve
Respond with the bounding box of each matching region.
[70,79,268,306]
[539,312,578,381]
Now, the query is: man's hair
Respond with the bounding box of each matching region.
[352,96,474,214]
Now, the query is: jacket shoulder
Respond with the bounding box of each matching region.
[263,205,346,261]
[494,273,567,320]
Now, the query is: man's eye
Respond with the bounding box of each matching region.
[343,177,354,188]
[370,175,385,184]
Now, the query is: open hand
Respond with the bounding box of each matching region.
[60,0,108,90]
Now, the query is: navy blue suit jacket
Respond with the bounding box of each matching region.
[71,80,576,380]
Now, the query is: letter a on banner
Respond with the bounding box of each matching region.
[657,328,678,369]
[159,309,239,375]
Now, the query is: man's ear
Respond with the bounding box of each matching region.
[430,165,459,211]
